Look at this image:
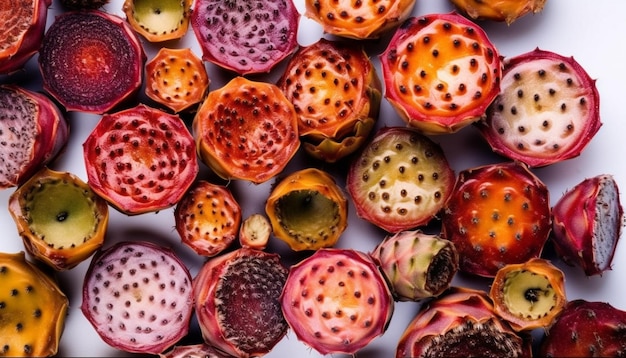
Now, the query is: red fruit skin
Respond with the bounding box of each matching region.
[551,174,623,276]
[0,0,52,74]
[540,299,626,357]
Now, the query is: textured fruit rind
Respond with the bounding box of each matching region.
[450,0,546,24]
[123,0,192,42]
[280,248,394,355]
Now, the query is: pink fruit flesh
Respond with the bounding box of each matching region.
[81,241,194,355]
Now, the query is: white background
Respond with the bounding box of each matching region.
[1,0,626,356]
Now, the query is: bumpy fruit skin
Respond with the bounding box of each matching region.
[304,0,416,39]
[277,38,381,163]
[0,85,69,189]
[60,0,110,10]
[265,168,348,251]
[380,12,502,134]
[8,167,109,271]
[145,47,210,113]
[38,10,145,114]
[371,229,459,302]
[450,0,547,24]
[83,104,199,215]
[477,48,601,167]
[441,161,551,277]
[396,287,532,358]
[0,0,51,74]
[174,180,241,257]
[346,126,455,233]
[191,0,299,75]
[551,174,623,276]
[540,299,626,357]
[123,0,192,42]
[81,241,194,355]
[193,76,300,184]
[0,251,68,357]
[280,248,394,355]
[489,258,567,331]
[194,248,289,357]
[239,213,272,250]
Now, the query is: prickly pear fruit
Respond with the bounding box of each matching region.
[450,0,547,24]
[123,0,192,42]
[239,213,272,250]
[280,248,394,355]
[551,174,624,276]
[81,241,194,355]
[159,343,231,358]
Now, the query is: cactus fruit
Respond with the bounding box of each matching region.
[81,241,193,355]
[174,180,242,257]
[0,251,68,357]
[371,229,459,302]
[551,174,624,276]
[280,248,394,355]
[277,38,381,163]
[239,213,272,250]
[441,161,552,277]
[450,0,547,24]
[123,0,192,42]
[191,0,299,75]
[265,168,348,251]
[159,343,231,358]
[83,104,199,215]
[193,76,300,184]
[346,126,455,233]
[8,167,109,271]
[380,12,502,134]
[477,48,601,167]
[0,85,69,189]
[38,10,145,114]
[60,0,109,10]
[193,248,289,357]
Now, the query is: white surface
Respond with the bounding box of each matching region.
[1,0,626,357]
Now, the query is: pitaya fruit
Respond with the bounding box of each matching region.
[0,0,51,74]
[193,248,289,357]
[441,161,552,277]
[304,0,416,39]
[277,38,381,163]
[81,241,194,355]
[540,299,626,357]
[145,47,210,113]
[0,85,69,189]
[193,76,300,184]
[174,180,242,257]
[371,229,459,302]
[396,287,532,357]
[450,0,547,24]
[123,0,192,42]
[191,0,299,75]
[280,248,394,355]
[38,10,145,114]
[239,213,272,250]
[380,12,502,134]
[551,174,624,276]
[489,258,567,332]
[8,167,109,271]
[83,104,199,215]
[159,343,231,358]
[346,126,456,233]
[265,168,348,251]
[477,48,601,167]
[0,251,68,357]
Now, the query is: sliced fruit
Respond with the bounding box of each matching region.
[239,213,272,250]
[380,12,502,134]
[193,76,300,184]
[159,343,231,358]
[277,38,381,163]
[346,126,455,233]
[450,0,547,24]
[123,0,192,42]
[60,0,110,10]
[83,104,199,215]
[8,167,109,271]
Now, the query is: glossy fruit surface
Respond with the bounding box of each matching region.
[450,0,546,24]
[123,0,191,42]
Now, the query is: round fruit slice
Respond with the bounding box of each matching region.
[346,126,455,233]
[123,0,192,42]
[280,248,394,355]
[174,180,241,257]
[8,167,109,271]
[450,0,546,24]
[38,10,145,114]
[477,48,601,167]
[304,0,416,39]
[380,12,502,134]
[193,76,300,184]
[83,104,199,215]
[277,38,381,163]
